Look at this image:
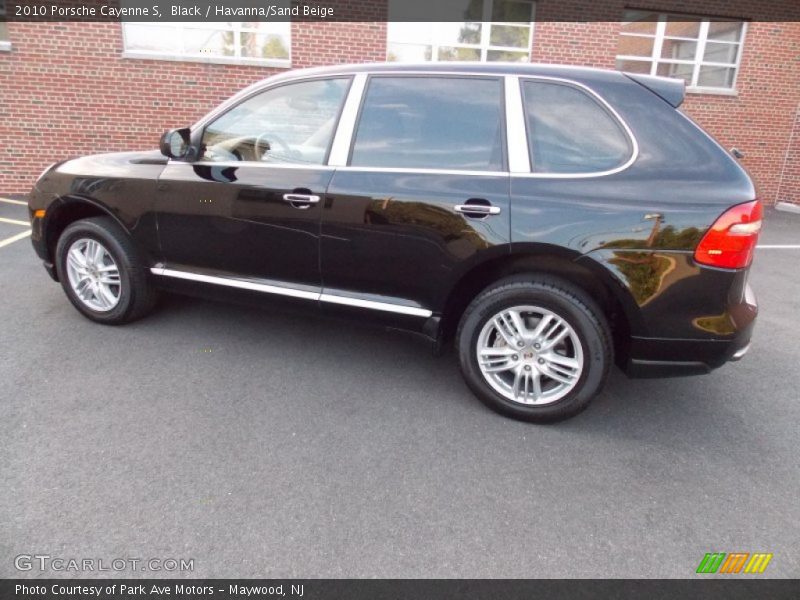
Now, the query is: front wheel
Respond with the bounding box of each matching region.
[456,276,612,423]
[55,216,157,324]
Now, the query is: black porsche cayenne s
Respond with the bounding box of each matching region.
[27,62,760,422]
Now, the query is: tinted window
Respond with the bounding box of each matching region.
[350,77,504,171]
[522,81,632,174]
[202,78,349,165]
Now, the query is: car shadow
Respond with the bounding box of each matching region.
[144,292,755,448]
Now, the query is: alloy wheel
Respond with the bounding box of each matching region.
[476,305,584,405]
[65,238,122,312]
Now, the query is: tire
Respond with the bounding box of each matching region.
[54,216,157,324]
[456,275,612,423]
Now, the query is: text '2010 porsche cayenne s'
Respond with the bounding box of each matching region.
[28,63,760,422]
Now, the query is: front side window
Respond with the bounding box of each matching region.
[201,78,350,165]
[122,22,290,66]
[522,80,632,175]
[350,76,505,171]
[615,11,745,92]
[387,0,534,63]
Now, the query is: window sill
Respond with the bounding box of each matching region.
[686,87,738,97]
[121,51,291,69]
[0,41,12,52]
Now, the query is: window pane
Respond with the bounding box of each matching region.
[703,41,738,64]
[660,38,697,60]
[241,32,289,59]
[664,17,701,39]
[522,81,631,174]
[707,21,743,43]
[241,22,290,59]
[621,11,658,35]
[615,59,652,74]
[124,24,180,53]
[617,35,654,57]
[123,22,289,63]
[433,0,483,21]
[697,66,736,88]
[0,22,8,43]
[616,13,744,91]
[490,24,529,48]
[492,0,533,22]
[386,2,531,63]
[487,50,528,62]
[387,21,437,43]
[183,28,235,57]
[351,77,504,171]
[202,78,349,164]
[438,46,481,61]
[387,43,433,62]
[437,22,482,45]
[656,62,694,83]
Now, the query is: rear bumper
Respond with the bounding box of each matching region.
[623,283,757,378]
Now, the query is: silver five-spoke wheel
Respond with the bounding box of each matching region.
[65,238,121,312]
[477,305,584,405]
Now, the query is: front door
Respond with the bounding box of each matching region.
[156,77,352,291]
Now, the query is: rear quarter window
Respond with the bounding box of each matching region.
[350,76,505,171]
[522,80,633,175]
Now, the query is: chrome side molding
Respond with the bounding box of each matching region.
[150,266,433,318]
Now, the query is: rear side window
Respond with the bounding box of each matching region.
[350,76,505,171]
[522,80,632,174]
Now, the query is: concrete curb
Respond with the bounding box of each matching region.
[776,202,800,214]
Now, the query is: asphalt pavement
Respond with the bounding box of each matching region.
[1,197,798,578]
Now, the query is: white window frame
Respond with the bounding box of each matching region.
[0,0,11,51]
[121,22,291,68]
[616,13,747,95]
[387,0,535,63]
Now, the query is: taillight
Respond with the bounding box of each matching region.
[694,200,762,269]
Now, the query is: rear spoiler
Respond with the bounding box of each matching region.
[624,72,686,108]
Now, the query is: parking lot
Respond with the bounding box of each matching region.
[1,195,798,578]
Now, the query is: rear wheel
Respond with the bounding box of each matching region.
[456,276,612,423]
[55,216,157,324]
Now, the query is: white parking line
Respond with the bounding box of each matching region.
[0,197,27,206]
[757,245,800,249]
[0,229,32,248]
[0,216,30,226]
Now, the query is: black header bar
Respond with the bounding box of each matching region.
[2,0,800,22]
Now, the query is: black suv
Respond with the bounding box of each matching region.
[28,63,760,422]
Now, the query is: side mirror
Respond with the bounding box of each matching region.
[160,128,192,160]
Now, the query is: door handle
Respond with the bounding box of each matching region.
[454,204,501,216]
[283,193,320,204]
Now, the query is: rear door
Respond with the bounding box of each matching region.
[320,74,511,320]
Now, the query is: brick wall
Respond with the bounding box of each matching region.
[0,21,386,193]
[0,10,798,205]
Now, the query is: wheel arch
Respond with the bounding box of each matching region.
[439,245,643,365]
[43,196,130,267]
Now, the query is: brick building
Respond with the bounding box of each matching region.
[1,1,798,204]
